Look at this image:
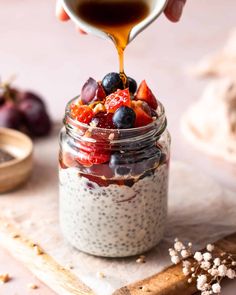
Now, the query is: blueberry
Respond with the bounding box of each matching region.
[112,106,136,129]
[102,72,123,95]
[127,77,137,94]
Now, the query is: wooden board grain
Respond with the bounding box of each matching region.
[0,217,94,295]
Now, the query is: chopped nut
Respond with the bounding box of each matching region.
[96,271,105,279]
[0,273,10,284]
[93,103,106,114]
[27,283,38,290]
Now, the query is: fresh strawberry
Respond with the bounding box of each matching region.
[135,80,158,110]
[105,88,131,113]
[70,104,94,124]
[76,148,110,166]
[76,135,110,166]
[133,105,153,127]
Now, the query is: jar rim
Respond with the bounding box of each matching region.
[64,96,167,136]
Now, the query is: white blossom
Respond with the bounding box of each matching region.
[208,268,219,276]
[218,264,227,277]
[196,275,207,291]
[226,268,236,279]
[174,241,184,252]
[171,255,180,264]
[182,260,191,268]
[194,251,203,262]
[202,291,211,295]
[214,258,221,266]
[181,249,190,259]
[232,261,236,266]
[203,252,212,262]
[201,261,211,270]
[206,244,215,252]
[212,283,221,293]
[169,248,177,257]
[183,267,190,276]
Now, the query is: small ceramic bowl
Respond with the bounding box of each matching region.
[0,128,33,193]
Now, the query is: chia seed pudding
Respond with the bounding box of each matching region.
[59,76,170,257]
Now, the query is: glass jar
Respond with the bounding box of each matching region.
[59,97,170,257]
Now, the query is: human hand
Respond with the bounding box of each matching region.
[56,0,186,24]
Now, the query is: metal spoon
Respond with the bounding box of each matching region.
[61,0,169,44]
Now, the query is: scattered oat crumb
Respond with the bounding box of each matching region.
[27,283,38,290]
[108,133,115,141]
[96,271,105,279]
[0,273,11,284]
[141,285,151,292]
[65,264,74,270]
[11,233,20,239]
[136,255,146,264]
[33,245,44,255]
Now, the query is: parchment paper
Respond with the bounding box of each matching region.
[0,125,235,295]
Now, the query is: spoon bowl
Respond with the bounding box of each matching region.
[61,0,168,44]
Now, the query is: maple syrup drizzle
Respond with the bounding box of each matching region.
[76,1,149,87]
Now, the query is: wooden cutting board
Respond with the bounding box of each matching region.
[0,125,235,295]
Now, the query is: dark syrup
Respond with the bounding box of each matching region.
[76,1,149,85]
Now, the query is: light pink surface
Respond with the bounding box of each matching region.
[0,0,236,294]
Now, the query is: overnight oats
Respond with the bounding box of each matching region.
[59,73,170,257]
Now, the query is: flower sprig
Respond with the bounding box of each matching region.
[169,239,236,294]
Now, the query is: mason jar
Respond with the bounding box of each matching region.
[59,97,170,257]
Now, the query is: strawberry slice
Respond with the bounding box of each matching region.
[70,104,94,124]
[135,80,158,110]
[76,135,110,166]
[105,88,131,113]
[133,105,153,127]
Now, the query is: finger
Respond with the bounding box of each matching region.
[56,0,70,21]
[164,0,186,22]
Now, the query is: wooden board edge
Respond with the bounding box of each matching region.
[0,217,95,295]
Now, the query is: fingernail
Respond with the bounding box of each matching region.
[172,0,185,21]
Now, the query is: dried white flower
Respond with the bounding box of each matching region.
[183,267,190,276]
[194,252,203,262]
[232,261,236,266]
[226,268,236,279]
[188,242,192,247]
[203,252,212,262]
[214,258,221,266]
[171,255,180,265]
[187,278,192,283]
[218,264,227,277]
[206,244,215,252]
[212,283,221,293]
[196,275,207,291]
[181,249,190,259]
[202,291,211,295]
[201,261,211,270]
[182,260,191,268]
[174,241,184,252]
[208,268,218,276]
[169,248,177,257]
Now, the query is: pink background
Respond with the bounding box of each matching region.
[0,0,236,294]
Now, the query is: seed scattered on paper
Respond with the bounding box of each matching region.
[136,255,146,264]
[33,245,44,255]
[96,271,105,279]
[27,283,38,290]
[0,273,11,284]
